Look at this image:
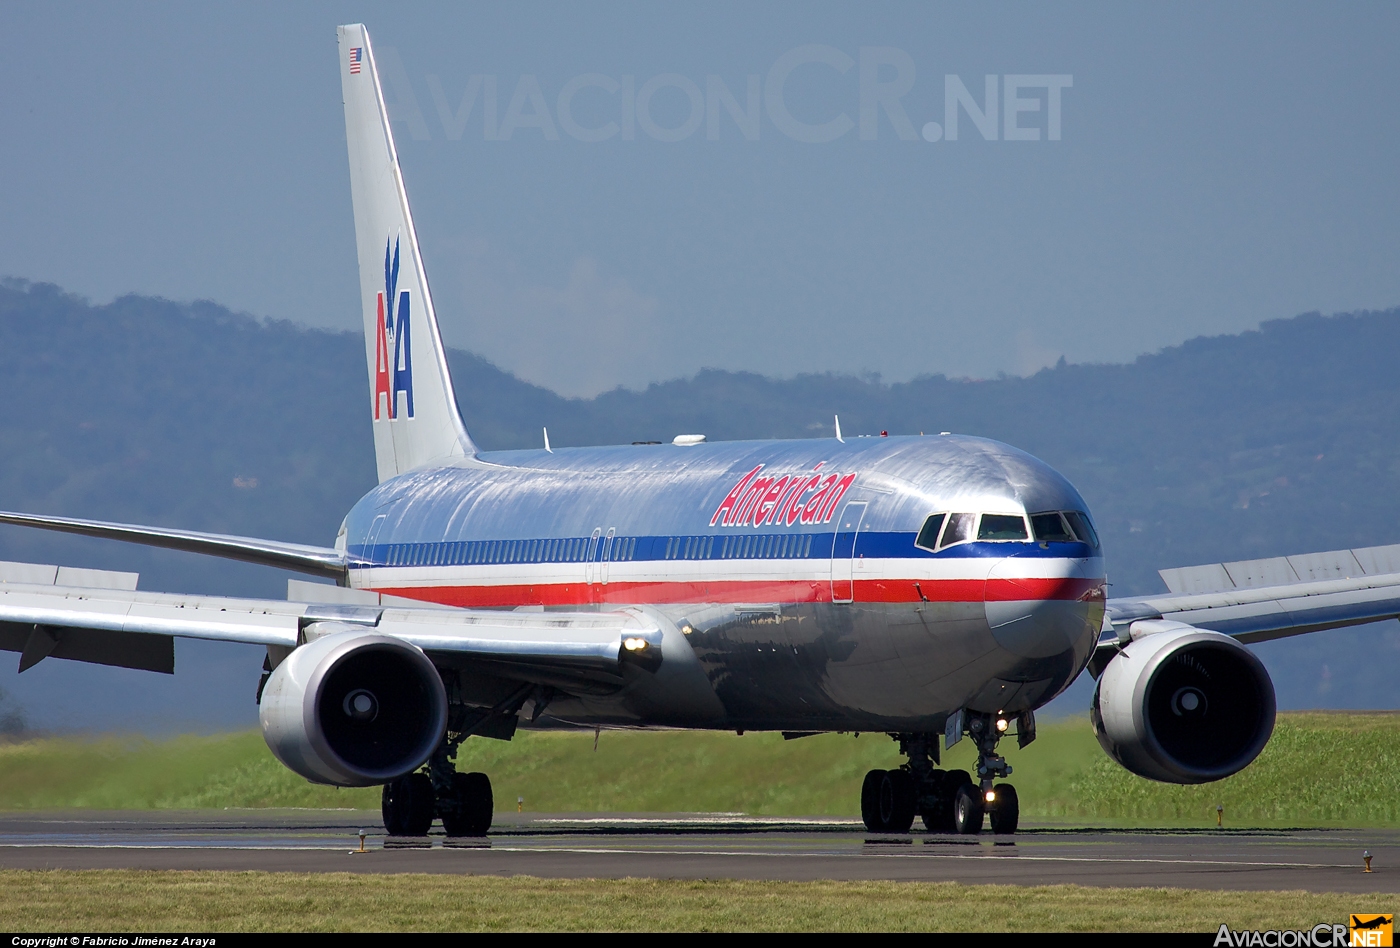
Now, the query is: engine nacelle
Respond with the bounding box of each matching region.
[259,626,448,787]
[1091,620,1275,784]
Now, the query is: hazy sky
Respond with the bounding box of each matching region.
[2,2,1396,396]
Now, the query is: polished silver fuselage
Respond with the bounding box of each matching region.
[341,434,1106,732]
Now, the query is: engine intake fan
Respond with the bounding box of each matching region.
[260,625,447,787]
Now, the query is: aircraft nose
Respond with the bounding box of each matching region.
[984,554,1104,659]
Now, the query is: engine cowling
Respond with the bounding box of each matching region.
[259,626,448,787]
[1091,620,1275,784]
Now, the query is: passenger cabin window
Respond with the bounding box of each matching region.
[1031,512,1076,542]
[978,514,1029,541]
[1063,510,1101,549]
[915,514,946,552]
[940,512,976,547]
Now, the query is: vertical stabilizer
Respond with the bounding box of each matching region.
[338,24,475,481]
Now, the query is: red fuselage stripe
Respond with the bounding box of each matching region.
[368,576,1105,608]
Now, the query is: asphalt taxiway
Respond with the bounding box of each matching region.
[0,811,1393,892]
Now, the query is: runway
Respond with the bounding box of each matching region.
[0,811,1393,892]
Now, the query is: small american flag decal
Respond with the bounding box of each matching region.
[349,47,363,74]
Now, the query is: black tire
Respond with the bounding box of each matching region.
[920,768,953,832]
[860,769,887,832]
[944,769,973,795]
[989,783,1019,835]
[953,782,985,835]
[877,769,917,834]
[382,772,435,836]
[441,771,494,837]
[380,781,403,835]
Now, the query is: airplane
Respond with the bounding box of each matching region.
[3,22,1400,838]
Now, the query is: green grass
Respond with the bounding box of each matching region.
[0,872,1391,932]
[2,712,1398,827]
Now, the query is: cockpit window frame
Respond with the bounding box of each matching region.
[916,510,1063,552]
[976,513,1031,542]
[914,513,947,553]
[939,512,978,548]
[1062,510,1101,550]
[1030,511,1077,543]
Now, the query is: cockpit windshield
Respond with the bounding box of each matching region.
[1062,510,1100,549]
[1031,512,1076,542]
[915,513,946,551]
[977,514,1028,540]
[941,512,977,547]
[1033,510,1101,549]
[915,509,1101,552]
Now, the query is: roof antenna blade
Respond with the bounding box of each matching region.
[543,427,553,453]
[834,415,844,443]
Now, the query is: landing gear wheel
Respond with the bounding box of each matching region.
[860,768,916,833]
[953,782,985,835]
[879,769,917,834]
[939,769,974,834]
[440,772,494,837]
[860,770,887,832]
[382,772,435,836]
[919,768,952,832]
[988,783,1019,835]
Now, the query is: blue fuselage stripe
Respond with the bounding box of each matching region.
[348,534,1094,569]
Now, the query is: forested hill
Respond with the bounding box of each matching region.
[1,277,1398,723]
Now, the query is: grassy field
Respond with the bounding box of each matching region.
[1,712,1398,826]
[0,871,1391,932]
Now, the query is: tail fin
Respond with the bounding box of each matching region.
[338,24,475,481]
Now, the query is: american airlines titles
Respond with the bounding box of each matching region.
[710,464,857,528]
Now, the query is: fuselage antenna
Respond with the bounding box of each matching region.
[543,427,552,453]
[834,415,844,443]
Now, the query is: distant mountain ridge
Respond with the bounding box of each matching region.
[0,277,1396,725]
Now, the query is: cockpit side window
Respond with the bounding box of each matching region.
[940,512,977,547]
[1031,512,1076,542]
[978,514,1029,541]
[915,514,946,552]
[1063,510,1101,550]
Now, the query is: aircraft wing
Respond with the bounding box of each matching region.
[0,561,662,689]
[0,509,352,580]
[1094,542,1400,675]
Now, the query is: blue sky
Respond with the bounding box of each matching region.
[2,2,1397,396]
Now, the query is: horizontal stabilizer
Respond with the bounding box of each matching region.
[0,510,350,580]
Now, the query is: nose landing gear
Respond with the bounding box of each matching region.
[859,711,1030,836]
[956,710,1023,835]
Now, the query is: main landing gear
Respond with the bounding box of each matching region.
[860,711,1032,836]
[382,739,494,838]
[381,761,493,837]
[382,676,542,837]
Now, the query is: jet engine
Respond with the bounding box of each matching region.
[259,626,448,787]
[1091,620,1275,784]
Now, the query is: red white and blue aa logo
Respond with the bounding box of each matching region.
[373,237,413,420]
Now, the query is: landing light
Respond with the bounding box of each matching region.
[985,790,997,803]
[623,637,649,651]
[995,718,1009,732]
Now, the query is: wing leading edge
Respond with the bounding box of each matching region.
[0,564,663,690]
[0,510,353,581]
